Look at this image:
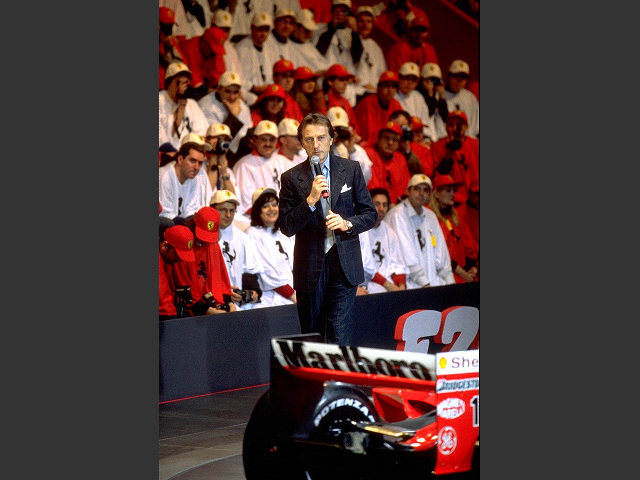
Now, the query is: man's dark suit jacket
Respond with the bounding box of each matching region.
[277,153,377,292]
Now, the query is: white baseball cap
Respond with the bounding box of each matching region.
[254,120,278,137]
[421,62,442,79]
[326,106,350,128]
[449,59,470,75]
[278,118,300,137]
[408,173,432,189]
[210,189,239,206]
[218,71,243,87]
[296,8,318,31]
[180,132,212,151]
[252,11,273,28]
[165,61,191,80]
[398,62,420,78]
[206,123,232,138]
[213,9,232,28]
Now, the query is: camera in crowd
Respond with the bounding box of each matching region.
[214,140,230,155]
[233,288,253,305]
[203,291,231,311]
[400,125,414,142]
[335,126,352,143]
[175,285,193,317]
[428,76,442,87]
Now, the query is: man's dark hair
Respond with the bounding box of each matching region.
[389,109,412,125]
[368,187,391,205]
[177,141,206,158]
[297,112,336,142]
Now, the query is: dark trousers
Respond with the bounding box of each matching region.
[296,245,357,346]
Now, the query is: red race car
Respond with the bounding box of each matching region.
[243,333,479,479]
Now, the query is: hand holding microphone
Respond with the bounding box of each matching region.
[310,155,330,199]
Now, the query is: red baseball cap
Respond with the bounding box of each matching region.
[410,14,430,29]
[201,27,227,54]
[410,116,424,131]
[432,174,462,190]
[194,206,221,243]
[378,70,399,85]
[164,225,196,262]
[379,121,402,136]
[256,84,286,103]
[273,59,295,74]
[159,7,175,25]
[295,66,317,81]
[325,64,354,79]
[447,110,468,124]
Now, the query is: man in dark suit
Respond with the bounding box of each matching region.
[277,112,377,345]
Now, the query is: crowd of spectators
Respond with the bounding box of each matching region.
[159,0,479,319]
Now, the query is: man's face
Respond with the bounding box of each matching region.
[409,27,428,46]
[293,24,313,42]
[371,193,389,226]
[279,135,302,156]
[447,73,468,93]
[251,25,270,46]
[356,14,374,37]
[377,130,400,157]
[274,71,295,92]
[178,148,205,179]
[170,74,191,99]
[407,183,431,209]
[300,123,333,162]
[398,75,419,95]
[255,134,277,158]
[218,84,241,103]
[273,16,295,38]
[213,201,237,229]
[377,81,398,104]
[331,5,351,27]
[446,118,467,140]
[327,76,349,95]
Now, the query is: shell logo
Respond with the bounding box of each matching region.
[439,357,447,369]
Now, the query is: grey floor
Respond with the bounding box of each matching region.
[159,384,269,480]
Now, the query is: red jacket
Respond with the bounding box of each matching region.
[365,146,411,206]
[159,254,177,317]
[435,213,478,284]
[430,136,479,205]
[385,40,439,74]
[354,94,404,147]
[326,91,360,136]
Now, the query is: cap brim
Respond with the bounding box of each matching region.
[195,226,218,243]
[175,248,196,262]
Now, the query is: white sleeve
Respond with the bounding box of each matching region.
[386,207,428,287]
[351,144,373,185]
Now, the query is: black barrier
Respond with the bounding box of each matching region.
[159,282,479,402]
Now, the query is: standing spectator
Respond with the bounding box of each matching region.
[395,62,435,141]
[352,6,388,100]
[198,71,253,157]
[228,0,275,42]
[275,118,306,171]
[388,109,434,178]
[373,0,428,43]
[159,7,188,90]
[313,0,360,74]
[385,173,455,288]
[384,13,438,73]
[277,112,377,345]
[291,66,327,117]
[159,62,210,150]
[175,0,213,40]
[246,188,297,308]
[194,26,229,96]
[234,12,280,98]
[289,9,326,76]
[442,60,480,138]
[326,106,372,184]
[266,7,298,62]
[159,224,196,320]
[211,9,243,80]
[271,59,304,122]
[203,122,237,194]
[429,175,478,283]
[323,63,361,136]
[354,70,404,147]
[364,187,409,293]
[170,207,238,315]
[210,190,264,310]
[159,133,213,220]
[364,120,411,206]
[232,120,282,217]
[430,110,479,243]
[417,62,449,141]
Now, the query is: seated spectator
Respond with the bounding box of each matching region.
[275,118,306,170]
[234,12,280,99]
[289,9,326,76]
[159,7,188,90]
[266,7,298,62]
[210,190,263,309]
[417,62,449,141]
[326,106,372,184]
[193,26,229,97]
[395,62,435,140]
[250,83,300,126]
[203,123,237,193]
[384,13,438,72]
[198,71,253,156]
[352,6,388,100]
[231,120,283,217]
[384,173,455,288]
[354,70,403,147]
[323,63,361,136]
[159,133,213,220]
[211,9,243,80]
[410,115,435,147]
[430,110,479,243]
[159,62,209,150]
[227,0,275,42]
[388,109,434,178]
[428,175,478,283]
[170,207,237,315]
[364,121,411,206]
[363,187,409,293]
[291,66,327,117]
[245,187,296,308]
[442,59,479,138]
[271,59,304,122]
[160,222,196,319]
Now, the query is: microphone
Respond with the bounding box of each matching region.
[310,155,329,198]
